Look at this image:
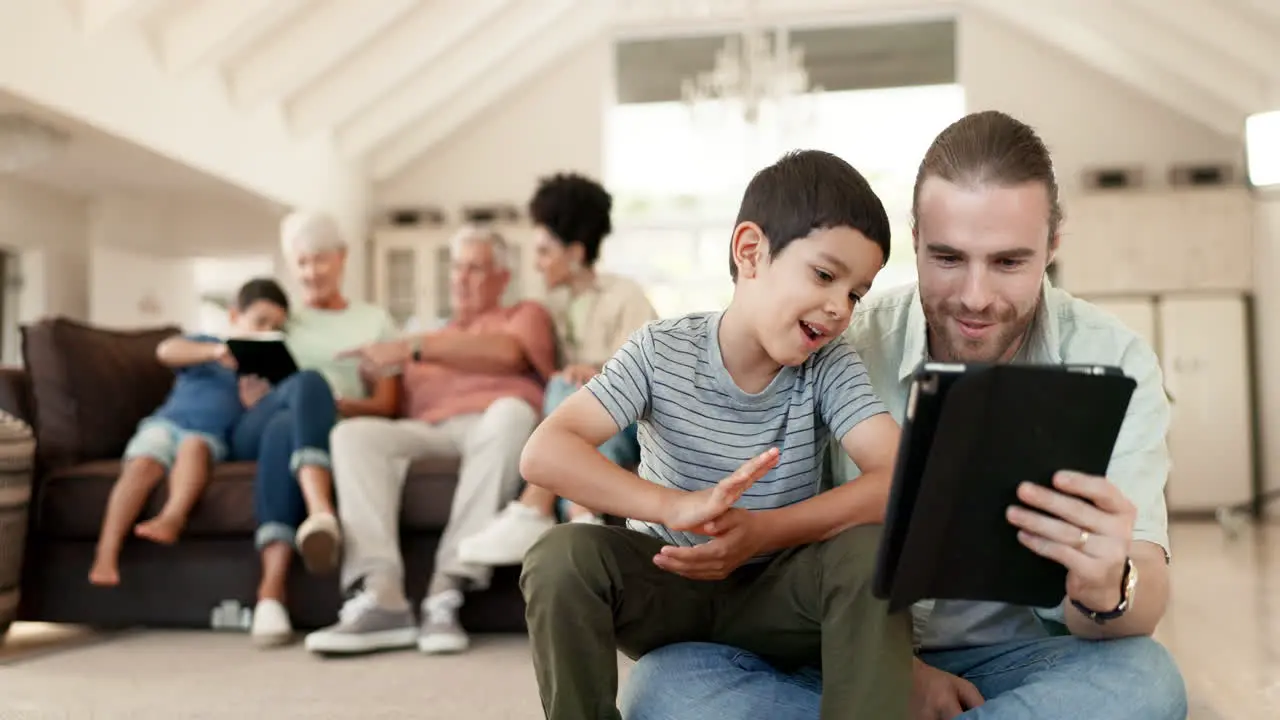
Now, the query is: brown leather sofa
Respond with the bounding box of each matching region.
[7,317,526,633]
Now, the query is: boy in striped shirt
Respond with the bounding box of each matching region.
[519,150,912,720]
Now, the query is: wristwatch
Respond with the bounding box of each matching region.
[1071,557,1138,623]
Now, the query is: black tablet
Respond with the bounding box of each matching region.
[226,335,299,386]
[872,362,1136,613]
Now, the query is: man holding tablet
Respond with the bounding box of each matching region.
[622,111,1187,719]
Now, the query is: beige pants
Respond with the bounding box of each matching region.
[330,397,538,606]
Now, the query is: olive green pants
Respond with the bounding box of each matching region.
[520,523,913,719]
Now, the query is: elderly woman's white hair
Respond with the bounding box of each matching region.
[280,210,347,256]
[449,224,509,271]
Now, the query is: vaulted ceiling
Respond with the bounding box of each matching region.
[3,0,1278,203]
[62,0,612,184]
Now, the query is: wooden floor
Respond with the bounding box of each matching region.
[1160,520,1280,719]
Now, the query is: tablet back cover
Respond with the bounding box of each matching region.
[887,365,1135,612]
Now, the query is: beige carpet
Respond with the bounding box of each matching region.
[0,627,633,719]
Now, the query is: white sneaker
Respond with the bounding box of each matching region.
[250,599,293,648]
[418,589,469,655]
[296,512,341,575]
[304,589,419,655]
[457,502,556,566]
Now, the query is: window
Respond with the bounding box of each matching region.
[601,83,965,316]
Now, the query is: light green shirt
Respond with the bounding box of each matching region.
[837,280,1171,650]
[285,302,399,400]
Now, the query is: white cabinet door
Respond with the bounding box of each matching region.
[1158,295,1254,512]
[1089,296,1158,351]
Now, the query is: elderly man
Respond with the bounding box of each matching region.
[304,225,557,656]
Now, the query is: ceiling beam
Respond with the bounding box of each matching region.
[74,0,172,35]
[225,0,419,109]
[614,0,957,39]
[968,0,1244,140]
[1237,0,1280,27]
[336,0,586,163]
[1122,0,1280,82]
[336,0,580,161]
[145,0,306,75]
[1078,0,1265,115]
[372,2,608,181]
[285,0,516,137]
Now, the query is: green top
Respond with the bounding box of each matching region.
[285,302,398,400]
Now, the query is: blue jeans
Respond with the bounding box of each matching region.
[544,376,640,519]
[622,637,1187,720]
[230,370,337,550]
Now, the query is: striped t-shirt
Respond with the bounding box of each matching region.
[585,311,887,548]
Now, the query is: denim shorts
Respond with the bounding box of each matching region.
[122,417,228,469]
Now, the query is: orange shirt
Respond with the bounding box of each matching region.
[401,301,558,424]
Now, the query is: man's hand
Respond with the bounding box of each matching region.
[653,509,767,580]
[659,448,778,532]
[911,659,984,719]
[1006,470,1136,612]
[556,363,599,387]
[238,375,270,408]
[337,339,412,375]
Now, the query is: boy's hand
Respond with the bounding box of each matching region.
[239,375,270,408]
[659,448,778,531]
[212,343,237,370]
[654,508,767,580]
[911,658,984,719]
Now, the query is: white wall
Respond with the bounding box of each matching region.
[88,192,280,257]
[1252,194,1280,515]
[85,192,282,331]
[88,245,199,331]
[376,36,608,211]
[0,178,91,362]
[958,10,1241,199]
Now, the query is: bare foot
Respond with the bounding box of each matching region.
[134,515,184,545]
[88,561,119,587]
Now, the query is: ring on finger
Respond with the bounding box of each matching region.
[1076,530,1090,549]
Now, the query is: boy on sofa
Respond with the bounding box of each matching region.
[89,278,290,586]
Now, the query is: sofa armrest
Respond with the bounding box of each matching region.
[0,365,33,426]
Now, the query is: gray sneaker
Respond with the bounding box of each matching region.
[417,589,469,654]
[304,589,418,655]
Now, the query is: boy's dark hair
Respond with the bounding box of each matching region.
[527,172,613,267]
[730,149,891,281]
[913,110,1062,241]
[236,277,289,313]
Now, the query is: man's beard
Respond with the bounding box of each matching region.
[923,298,1038,364]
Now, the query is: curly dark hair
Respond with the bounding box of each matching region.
[527,172,613,267]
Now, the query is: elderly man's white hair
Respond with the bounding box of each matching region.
[280,210,347,256]
[449,224,510,271]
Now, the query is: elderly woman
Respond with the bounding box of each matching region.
[236,210,399,646]
[457,172,656,567]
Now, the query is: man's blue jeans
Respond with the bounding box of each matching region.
[543,376,639,519]
[230,370,337,550]
[621,637,1187,720]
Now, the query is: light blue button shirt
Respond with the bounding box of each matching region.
[833,280,1172,650]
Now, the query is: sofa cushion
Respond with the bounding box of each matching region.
[33,455,464,540]
[20,318,178,470]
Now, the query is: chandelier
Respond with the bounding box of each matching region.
[0,114,70,174]
[680,18,821,125]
